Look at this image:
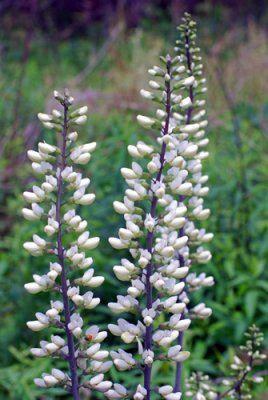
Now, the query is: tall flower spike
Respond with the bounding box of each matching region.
[23,90,111,400]
[108,15,211,400]
[171,12,214,393]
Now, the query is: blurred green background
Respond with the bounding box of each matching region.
[0,1,268,398]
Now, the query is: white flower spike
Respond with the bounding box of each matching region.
[23,89,109,399]
[108,12,213,399]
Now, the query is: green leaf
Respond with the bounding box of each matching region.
[245,290,259,320]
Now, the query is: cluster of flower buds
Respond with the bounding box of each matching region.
[170,12,213,324]
[220,325,266,399]
[35,368,68,388]
[186,325,266,399]
[108,12,213,399]
[186,372,217,400]
[23,90,111,399]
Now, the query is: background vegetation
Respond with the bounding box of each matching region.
[0,1,267,398]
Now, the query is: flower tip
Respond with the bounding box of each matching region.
[108,237,127,250]
[137,115,155,129]
[24,282,42,294]
[37,113,52,122]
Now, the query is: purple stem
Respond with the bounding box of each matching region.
[174,25,194,393]
[56,100,80,400]
[217,356,253,399]
[143,57,172,399]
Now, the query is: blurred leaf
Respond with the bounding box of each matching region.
[245,290,259,320]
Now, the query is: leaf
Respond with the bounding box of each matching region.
[256,281,268,293]
[245,290,259,320]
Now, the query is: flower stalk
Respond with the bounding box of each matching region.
[144,55,172,399]
[174,13,195,393]
[107,13,213,400]
[108,13,214,399]
[56,100,79,398]
[23,89,112,399]
[172,13,212,393]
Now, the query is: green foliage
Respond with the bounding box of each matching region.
[0,11,268,399]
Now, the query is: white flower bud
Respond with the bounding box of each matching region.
[180,96,192,109]
[176,182,192,195]
[166,393,182,400]
[27,150,44,162]
[180,76,195,86]
[43,375,58,386]
[174,65,186,73]
[160,246,175,258]
[144,214,156,232]
[52,368,66,381]
[149,80,161,89]
[33,234,46,248]
[43,122,56,129]
[121,332,136,344]
[37,113,52,122]
[180,123,200,134]
[73,115,87,125]
[147,161,158,174]
[31,348,46,357]
[194,394,206,400]
[44,225,57,236]
[252,376,264,383]
[171,156,184,167]
[23,242,43,256]
[113,266,130,281]
[68,131,78,141]
[22,208,39,221]
[76,193,95,205]
[45,343,59,354]
[89,373,104,386]
[140,89,154,99]
[52,109,62,118]
[23,191,40,203]
[24,282,42,294]
[75,106,88,115]
[156,109,167,119]
[113,201,129,214]
[119,228,134,240]
[121,168,137,179]
[174,236,188,249]
[34,378,47,387]
[74,153,91,164]
[137,115,155,128]
[168,347,190,362]
[109,237,127,250]
[81,237,100,249]
[27,321,47,331]
[53,90,64,100]
[38,142,57,154]
[81,142,97,153]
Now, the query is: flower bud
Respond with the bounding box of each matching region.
[137,115,155,129]
[24,282,42,294]
[140,89,154,100]
[76,194,95,205]
[38,142,57,154]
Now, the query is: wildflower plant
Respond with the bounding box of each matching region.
[23,90,112,399]
[186,325,267,399]
[108,13,213,399]
[21,14,267,400]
